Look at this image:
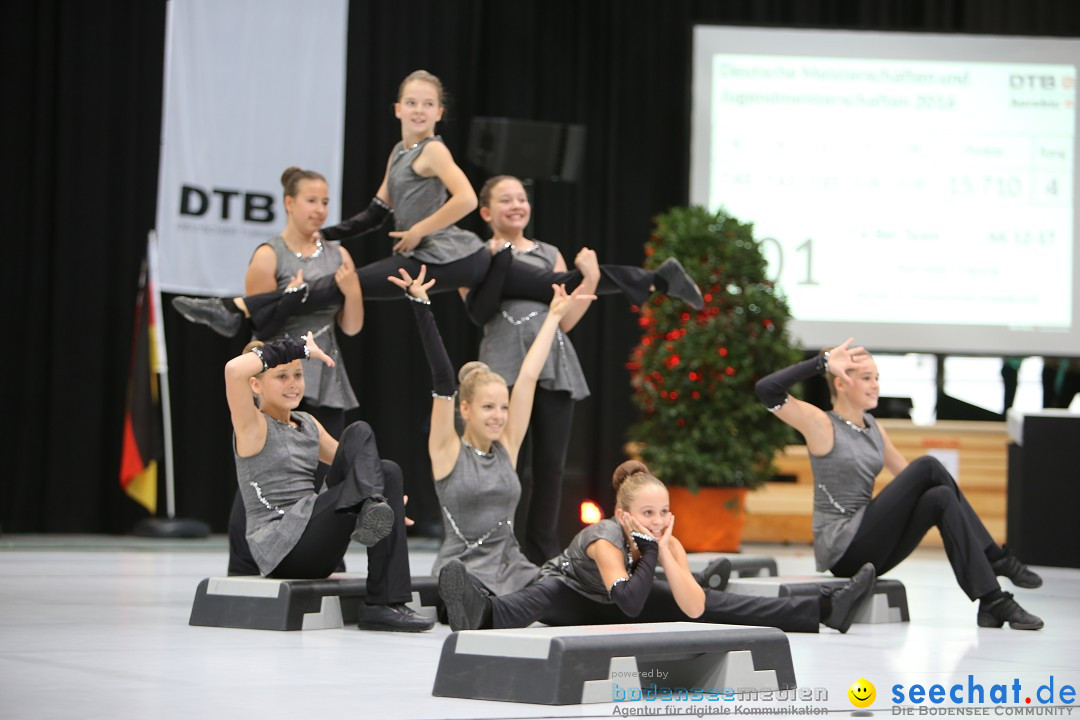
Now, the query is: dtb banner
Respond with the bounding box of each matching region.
[156,0,348,295]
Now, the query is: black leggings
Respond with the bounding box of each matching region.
[831,456,999,600]
[244,249,491,337]
[513,387,575,565]
[490,576,821,633]
[245,248,657,336]
[465,248,657,325]
[233,422,412,602]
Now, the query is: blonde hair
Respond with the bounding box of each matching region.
[612,460,665,511]
[458,361,506,403]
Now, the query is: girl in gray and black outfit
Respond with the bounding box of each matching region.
[224,332,431,632]
[756,339,1045,630]
[390,265,595,597]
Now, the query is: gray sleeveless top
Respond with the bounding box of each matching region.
[541,517,630,603]
[478,242,589,400]
[431,439,539,594]
[808,412,884,571]
[261,235,358,411]
[234,411,322,575]
[387,136,484,264]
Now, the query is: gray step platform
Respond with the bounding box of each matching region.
[188,573,439,631]
[726,576,909,623]
[687,553,779,577]
[656,553,778,584]
[432,622,796,705]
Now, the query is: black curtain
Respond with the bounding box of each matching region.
[9,0,1080,535]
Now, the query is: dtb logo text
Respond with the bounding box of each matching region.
[179,184,275,223]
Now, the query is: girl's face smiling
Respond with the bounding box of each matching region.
[624,484,671,538]
[395,80,444,136]
[480,178,531,235]
[460,381,509,444]
[252,360,305,411]
[837,357,880,411]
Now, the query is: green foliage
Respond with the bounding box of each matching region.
[628,206,800,491]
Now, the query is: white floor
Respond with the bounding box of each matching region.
[1,536,1076,720]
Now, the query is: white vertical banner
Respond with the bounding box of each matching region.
[156,0,348,295]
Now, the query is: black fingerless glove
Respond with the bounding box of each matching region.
[251,338,308,371]
[754,355,828,411]
[465,244,512,326]
[411,301,457,398]
[608,533,659,617]
[320,197,391,241]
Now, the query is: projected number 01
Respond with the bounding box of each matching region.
[761,237,820,286]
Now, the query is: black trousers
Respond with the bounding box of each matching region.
[244,249,491,337]
[232,422,412,603]
[499,262,656,306]
[245,249,656,336]
[465,248,658,325]
[227,401,345,576]
[513,387,575,565]
[831,456,999,600]
[490,576,821,633]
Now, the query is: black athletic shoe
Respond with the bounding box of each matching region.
[171,296,242,337]
[356,602,434,632]
[439,560,487,631]
[823,563,876,633]
[351,498,394,546]
[991,547,1043,589]
[699,557,732,591]
[656,257,704,310]
[977,592,1044,630]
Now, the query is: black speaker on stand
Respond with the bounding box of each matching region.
[467,117,586,238]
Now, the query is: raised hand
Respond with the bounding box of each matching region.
[303,331,335,368]
[826,337,869,387]
[548,283,597,319]
[387,264,437,302]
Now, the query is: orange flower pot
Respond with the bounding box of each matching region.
[667,486,748,552]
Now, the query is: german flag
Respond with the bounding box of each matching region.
[119,258,160,514]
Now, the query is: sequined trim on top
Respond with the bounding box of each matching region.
[442,506,512,550]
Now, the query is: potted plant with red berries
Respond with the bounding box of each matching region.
[627,205,799,551]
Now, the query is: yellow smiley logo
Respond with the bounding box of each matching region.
[848,679,876,708]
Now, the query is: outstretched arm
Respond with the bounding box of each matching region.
[755,338,867,455]
[388,266,461,480]
[321,155,394,241]
[319,197,391,241]
[502,284,596,463]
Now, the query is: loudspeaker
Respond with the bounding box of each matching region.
[467,117,585,182]
[1007,412,1080,568]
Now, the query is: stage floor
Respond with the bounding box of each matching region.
[1,535,1076,719]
